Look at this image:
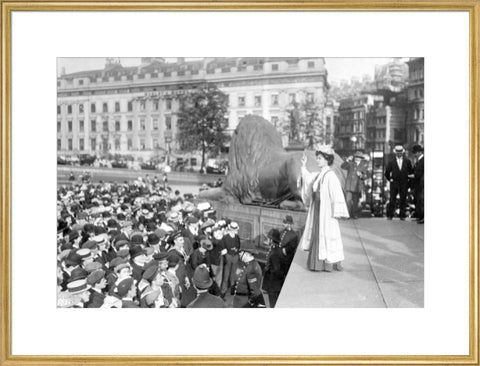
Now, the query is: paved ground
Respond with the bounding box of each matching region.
[276,218,424,308]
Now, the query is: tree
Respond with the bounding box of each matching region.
[176,86,230,173]
[284,101,325,148]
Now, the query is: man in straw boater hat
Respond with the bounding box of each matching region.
[341,151,368,219]
[385,145,413,220]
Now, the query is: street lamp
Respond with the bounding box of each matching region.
[197,96,208,174]
[350,135,357,155]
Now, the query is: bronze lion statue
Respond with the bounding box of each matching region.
[199,115,345,210]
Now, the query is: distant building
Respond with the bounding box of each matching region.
[405,58,424,149]
[374,58,409,92]
[57,57,328,159]
[366,95,407,153]
[334,94,383,156]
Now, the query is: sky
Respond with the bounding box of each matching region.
[57,57,394,83]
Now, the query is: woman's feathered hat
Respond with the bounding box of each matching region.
[315,144,335,156]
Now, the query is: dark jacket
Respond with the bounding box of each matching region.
[385,157,413,186]
[341,160,368,192]
[187,291,227,308]
[85,289,105,308]
[280,229,299,263]
[412,156,424,189]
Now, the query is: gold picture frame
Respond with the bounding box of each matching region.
[1,1,479,365]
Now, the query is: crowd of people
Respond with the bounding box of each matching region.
[57,177,298,308]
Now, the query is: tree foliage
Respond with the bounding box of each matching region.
[284,101,325,148]
[176,86,230,156]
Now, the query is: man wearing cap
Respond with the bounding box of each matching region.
[385,145,413,220]
[113,277,139,308]
[233,249,265,308]
[129,246,147,282]
[280,215,299,270]
[187,264,226,308]
[221,222,241,298]
[409,144,424,224]
[262,229,287,308]
[85,270,106,308]
[341,151,368,219]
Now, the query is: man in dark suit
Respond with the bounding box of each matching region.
[280,215,299,271]
[262,229,287,308]
[385,145,413,220]
[409,145,424,224]
[233,249,265,308]
[341,151,368,218]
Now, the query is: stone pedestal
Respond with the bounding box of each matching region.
[211,202,306,263]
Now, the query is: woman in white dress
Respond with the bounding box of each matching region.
[299,146,350,271]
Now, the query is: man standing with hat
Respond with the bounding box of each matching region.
[187,264,226,308]
[409,144,424,224]
[221,221,241,299]
[262,228,287,308]
[341,151,367,219]
[233,248,265,308]
[385,145,413,220]
[280,215,299,270]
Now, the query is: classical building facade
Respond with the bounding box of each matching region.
[57,57,328,159]
[405,58,425,149]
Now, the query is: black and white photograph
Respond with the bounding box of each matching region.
[56,57,424,309]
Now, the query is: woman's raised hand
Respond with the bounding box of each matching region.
[301,151,307,167]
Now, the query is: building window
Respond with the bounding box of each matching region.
[103,121,108,132]
[140,139,146,150]
[79,138,84,151]
[57,139,61,150]
[57,105,61,115]
[79,79,84,85]
[271,94,279,106]
[308,61,315,68]
[141,101,146,111]
[153,139,158,149]
[91,138,96,151]
[68,139,73,151]
[306,93,314,103]
[419,89,424,98]
[127,139,132,150]
[79,120,84,132]
[165,116,172,130]
[91,103,96,113]
[140,119,146,131]
[166,99,172,110]
[115,102,120,112]
[414,108,419,120]
[238,96,246,107]
[57,121,61,132]
[128,120,133,131]
[272,64,278,71]
[153,118,158,130]
[289,93,296,104]
[103,103,108,113]
[115,138,120,150]
[115,121,120,132]
[68,121,72,132]
[154,101,159,111]
[254,95,262,107]
[79,104,84,114]
[67,105,72,114]
[128,101,133,112]
[271,116,279,126]
[91,120,96,132]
